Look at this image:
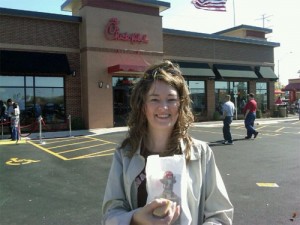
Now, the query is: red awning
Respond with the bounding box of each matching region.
[281,83,300,91]
[274,90,284,94]
[107,64,148,74]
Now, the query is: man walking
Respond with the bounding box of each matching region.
[222,95,235,145]
[243,93,259,139]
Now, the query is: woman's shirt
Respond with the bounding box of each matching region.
[102,138,234,225]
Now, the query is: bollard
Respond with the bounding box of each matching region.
[68,114,72,137]
[38,116,46,145]
[1,119,3,140]
[16,119,20,144]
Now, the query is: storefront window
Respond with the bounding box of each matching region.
[215,81,228,114]
[256,82,268,112]
[0,75,65,124]
[0,76,24,86]
[26,76,34,86]
[35,77,63,87]
[187,80,206,117]
[234,82,248,114]
[112,76,139,126]
[215,81,248,114]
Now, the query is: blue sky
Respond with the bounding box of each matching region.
[1,0,299,85]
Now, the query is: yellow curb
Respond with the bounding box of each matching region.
[0,139,27,145]
[256,182,279,187]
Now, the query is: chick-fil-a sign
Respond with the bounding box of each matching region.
[104,18,149,44]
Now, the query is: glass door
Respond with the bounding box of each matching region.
[112,76,139,127]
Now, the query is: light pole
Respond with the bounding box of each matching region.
[277,51,293,83]
[277,59,280,81]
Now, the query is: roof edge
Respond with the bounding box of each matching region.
[163,28,280,47]
[214,24,273,35]
[0,7,82,22]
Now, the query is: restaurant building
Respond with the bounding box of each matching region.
[0,0,280,130]
[282,78,300,103]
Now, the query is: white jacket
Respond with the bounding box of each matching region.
[102,138,233,225]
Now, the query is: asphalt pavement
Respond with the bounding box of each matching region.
[0,115,299,225]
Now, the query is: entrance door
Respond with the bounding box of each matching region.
[112,77,139,127]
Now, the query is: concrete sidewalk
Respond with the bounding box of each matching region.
[194,114,299,127]
[1,114,299,141]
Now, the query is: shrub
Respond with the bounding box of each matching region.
[71,117,85,130]
[213,111,221,121]
[256,110,262,118]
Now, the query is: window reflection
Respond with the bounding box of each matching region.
[0,76,24,86]
[35,88,65,123]
[35,77,63,87]
[215,81,228,114]
[26,76,33,86]
[256,82,268,113]
[215,81,248,114]
[187,80,206,119]
[112,76,139,127]
[0,75,65,125]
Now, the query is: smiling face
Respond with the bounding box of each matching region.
[144,80,180,133]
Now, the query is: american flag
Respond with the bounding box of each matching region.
[192,0,227,12]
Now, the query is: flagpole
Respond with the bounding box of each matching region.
[232,0,236,26]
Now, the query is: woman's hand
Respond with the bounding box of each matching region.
[131,198,180,225]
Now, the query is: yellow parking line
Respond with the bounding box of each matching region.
[256,182,279,187]
[85,136,117,144]
[27,140,68,160]
[49,139,101,149]
[0,139,27,145]
[191,129,220,134]
[57,142,113,154]
[234,125,245,129]
[67,148,115,160]
[262,133,281,136]
[275,127,285,132]
[42,136,86,144]
[255,125,266,130]
[90,148,115,154]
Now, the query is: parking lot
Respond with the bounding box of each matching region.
[1,116,299,225]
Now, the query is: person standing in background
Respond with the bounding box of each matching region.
[11,102,20,141]
[6,98,14,139]
[275,96,283,105]
[243,93,259,139]
[0,100,7,121]
[222,95,235,145]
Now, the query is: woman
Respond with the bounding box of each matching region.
[102,61,233,225]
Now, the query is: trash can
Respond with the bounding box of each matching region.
[278,105,286,117]
[273,110,279,117]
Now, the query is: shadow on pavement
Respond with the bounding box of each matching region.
[209,137,253,146]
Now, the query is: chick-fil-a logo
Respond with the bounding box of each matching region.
[104,18,149,44]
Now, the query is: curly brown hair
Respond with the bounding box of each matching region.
[119,60,194,161]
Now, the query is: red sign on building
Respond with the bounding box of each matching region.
[104,18,149,44]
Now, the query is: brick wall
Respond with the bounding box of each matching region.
[0,15,79,48]
[163,33,274,64]
[164,32,277,119]
[0,13,82,125]
[269,81,275,111]
[65,53,81,120]
[206,80,215,120]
